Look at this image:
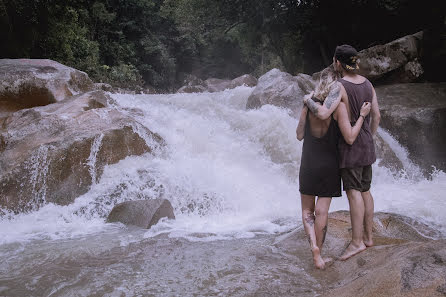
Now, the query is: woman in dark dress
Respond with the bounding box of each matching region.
[296,68,371,269]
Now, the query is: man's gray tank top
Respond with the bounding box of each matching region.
[338,78,376,168]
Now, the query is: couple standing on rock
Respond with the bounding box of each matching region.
[296,45,381,269]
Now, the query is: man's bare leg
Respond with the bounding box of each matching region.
[361,190,374,247]
[301,194,325,269]
[340,189,366,260]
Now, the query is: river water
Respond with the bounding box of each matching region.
[0,86,445,296]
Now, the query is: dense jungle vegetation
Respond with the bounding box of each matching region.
[1,0,445,90]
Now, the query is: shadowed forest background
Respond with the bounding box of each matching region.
[1,0,445,91]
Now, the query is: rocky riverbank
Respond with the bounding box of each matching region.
[1,31,445,297]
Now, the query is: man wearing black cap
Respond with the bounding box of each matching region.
[304,44,381,261]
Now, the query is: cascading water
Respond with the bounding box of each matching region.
[86,134,104,185]
[1,86,445,245]
[26,145,52,209]
[1,86,445,296]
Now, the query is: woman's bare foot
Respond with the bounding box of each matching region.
[312,247,325,269]
[339,242,366,261]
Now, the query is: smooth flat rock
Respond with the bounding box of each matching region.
[275,211,445,297]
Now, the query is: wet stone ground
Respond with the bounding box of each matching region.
[2,212,446,297]
[0,231,322,297]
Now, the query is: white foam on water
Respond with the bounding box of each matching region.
[1,86,445,246]
[377,127,423,179]
[86,133,104,184]
[26,144,52,209]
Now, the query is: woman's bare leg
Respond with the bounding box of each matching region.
[315,197,332,251]
[301,194,325,269]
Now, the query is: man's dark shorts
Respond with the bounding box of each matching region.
[340,165,372,192]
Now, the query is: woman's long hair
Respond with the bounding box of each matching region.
[313,65,340,102]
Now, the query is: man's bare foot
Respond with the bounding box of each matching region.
[312,247,325,269]
[363,238,374,247]
[339,242,366,261]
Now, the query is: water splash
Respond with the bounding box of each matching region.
[0,86,445,245]
[26,145,52,210]
[86,134,104,185]
[130,121,165,155]
[377,127,423,179]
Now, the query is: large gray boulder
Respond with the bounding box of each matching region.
[358,31,424,83]
[107,199,175,228]
[312,31,424,84]
[246,68,315,116]
[0,59,94,112]
[0,91,165,212]
[377,83,446,172]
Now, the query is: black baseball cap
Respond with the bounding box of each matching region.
[334,44,359,70]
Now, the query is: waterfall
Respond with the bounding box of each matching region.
[26,145,52,210]
[377,127,422,179]
[86,134,104,185]
[0,86,445,245]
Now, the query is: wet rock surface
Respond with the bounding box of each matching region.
[246,68,315,116]
[1,211,444,297]
[107,199,175,228]
[377,83,446,172]
[0,90,165,212]
[0,59,94,113]
[275,211,445,297]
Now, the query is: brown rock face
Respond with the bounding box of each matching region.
[0,59,94,114]
[0,91,165,212]
[107,199,175,228]
[275,211,446,297]
[377,83,446,172]
[246,68,315,116]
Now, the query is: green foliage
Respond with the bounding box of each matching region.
[0,0,444,88]
[42,5,100,73]
[106,63,143,88]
